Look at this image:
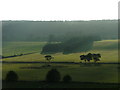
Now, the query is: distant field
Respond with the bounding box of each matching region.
[2,42,47,56]
[2,40,118,63]
[93,40,118,50]
[2,40,119,84]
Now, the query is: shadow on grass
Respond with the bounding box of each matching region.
[80,63,102,67]
[2,80,119,88]
[20,65,68,69]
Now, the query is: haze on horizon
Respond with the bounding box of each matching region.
[0,0,119,20]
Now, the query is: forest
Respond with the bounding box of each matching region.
[2,20,118,42]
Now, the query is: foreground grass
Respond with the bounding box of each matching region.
[3,81,119,88]
[2,63,118,83]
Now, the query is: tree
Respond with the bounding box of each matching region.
[5,71,18,82]
[92,54,101,63]
[80,55,87,62]
[80,53,101,63]
[44,55,54,65]
[63,75,72,83]
[46,69,61,82]
[86,53,92,62]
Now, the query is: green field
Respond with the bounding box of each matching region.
[2,42,46,56]
[2,63,118,83]
[2,40,118,63]
[2,40,119,85]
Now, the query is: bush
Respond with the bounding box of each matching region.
[5,71,19,82]
[63,75,72,83]
[46,69,61,82]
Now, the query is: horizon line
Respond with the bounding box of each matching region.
[1,19,118,22]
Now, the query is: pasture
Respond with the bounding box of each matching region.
[2,63,118,83]
[2,40,118,63]
[1,39,119,88]
[2,42,46,57]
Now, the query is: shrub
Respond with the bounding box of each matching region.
[63,75,72,83]
[46,69,61,82]
[5,71,18,82]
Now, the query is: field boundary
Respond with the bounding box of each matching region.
[1,61,120,64]
[1,52,39,59]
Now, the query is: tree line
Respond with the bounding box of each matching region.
[5,69,72,83]
[41,35,101,54]
[3,20,118,42]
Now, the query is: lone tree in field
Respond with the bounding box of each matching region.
[5,71,19,82]
[63,75,72,83]
[46,69,61,82]
[44,55,54,65]
[92,54,101,63]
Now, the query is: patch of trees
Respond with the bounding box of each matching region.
[41,35,101,54]
[80,53,101,63]
[63,36,100,54]
[46,69,72,83]
[5,69,72,83]
[3,20,118,42]
[41,43,64,54]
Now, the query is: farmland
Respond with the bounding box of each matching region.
[2,42,46,57]
[1,39,119,88]
[2,40,118,63]
[2,63,118,83]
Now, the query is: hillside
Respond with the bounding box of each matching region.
[2,40,118,63]
[2,20,118,42]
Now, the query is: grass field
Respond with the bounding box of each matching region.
[1,39,119,85]
[2,42,46,56]
[2,40,118,63]
[2,63,118,83]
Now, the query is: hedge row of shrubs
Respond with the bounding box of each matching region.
[5,69,72,83]
[2,52,37,59]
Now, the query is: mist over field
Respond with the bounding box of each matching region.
[2,20,118,42]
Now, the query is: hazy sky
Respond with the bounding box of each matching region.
[0,0,119,20]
